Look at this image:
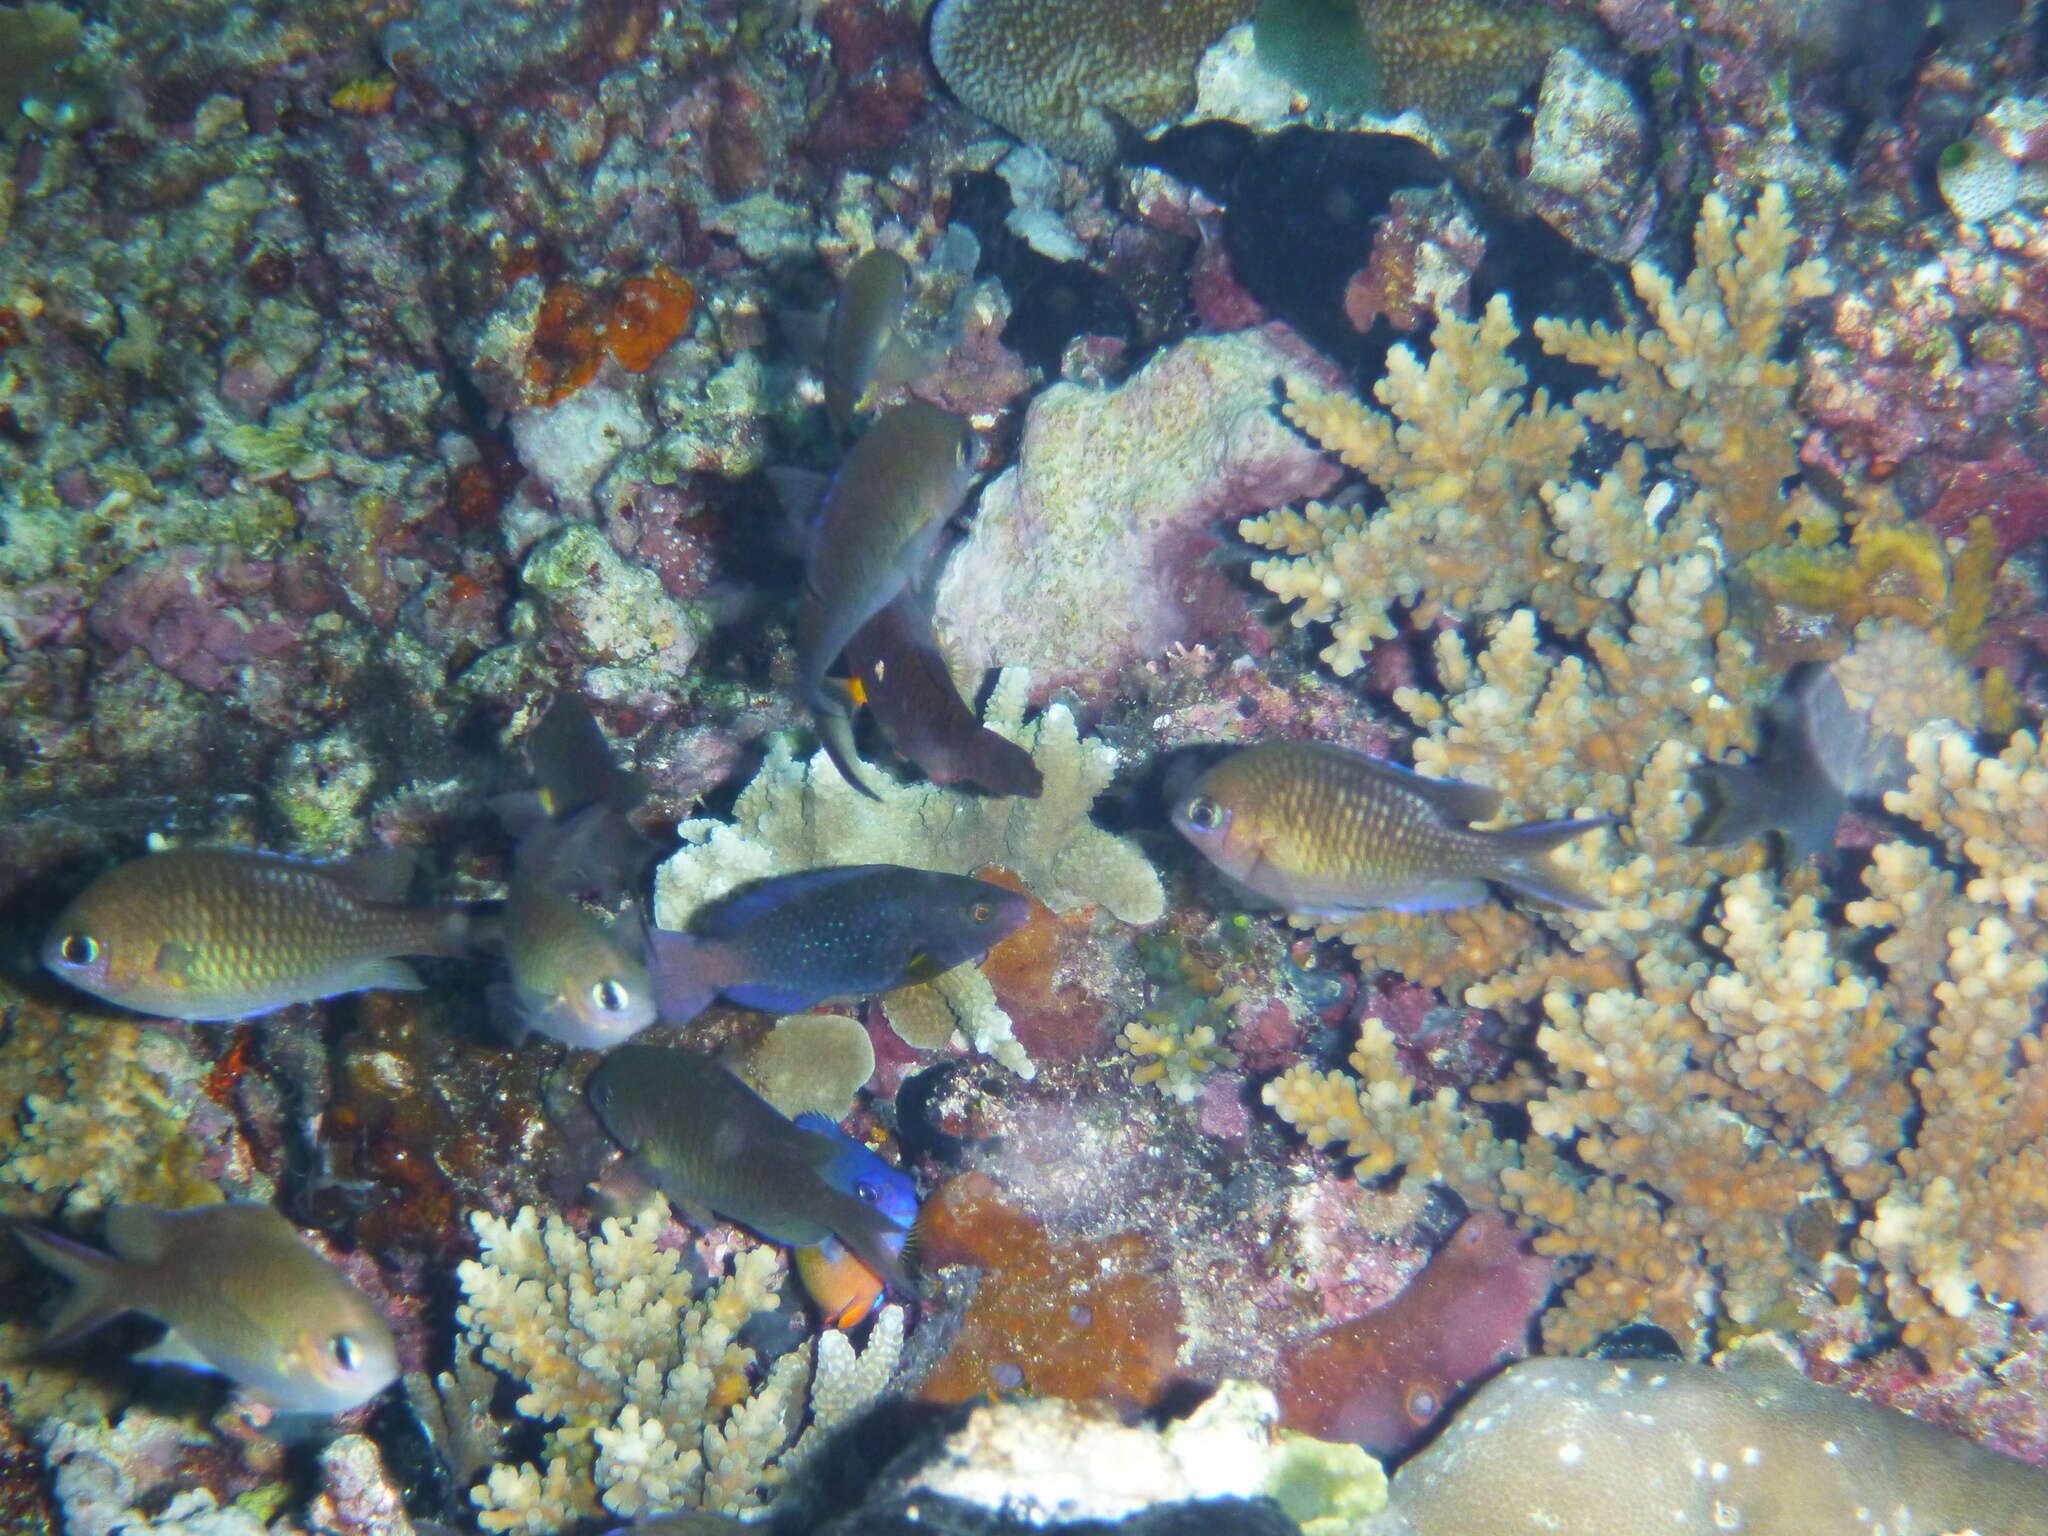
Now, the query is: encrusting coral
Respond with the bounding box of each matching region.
[654,668,1163,1077]
[1252,186,2048,1364]
[929,0,1254,169]
[455,1205,902,1531]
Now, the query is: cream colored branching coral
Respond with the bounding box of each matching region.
[654,668,1163,1077]
[1267,728,2048,1365]
[1244,186,1832,676]
[456,1207,904,1532]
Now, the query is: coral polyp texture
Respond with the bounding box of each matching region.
[930,0,1255,168]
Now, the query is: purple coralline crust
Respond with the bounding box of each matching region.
[933,325,1343,704]
[87,546,318,695]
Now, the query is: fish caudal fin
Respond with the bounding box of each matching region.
[1486,815,1621,912]
[814,688,882,802]
[12,1224,134,1346]
[645,929,721,1025]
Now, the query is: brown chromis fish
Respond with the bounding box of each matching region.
[1172,742,1616,916]
[43,847,469,1022]
[13,1202,398,1413]
[825,247,915,437]
[798,401,978,799]
[487,698,658,1049]
[843,592,1043,798]
[790,1112,919,1327]
[1691,663,1892,862]
[492,880,656,1049]
[587,1046,915,1295]
[646,863,1028,1025]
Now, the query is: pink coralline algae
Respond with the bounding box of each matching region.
[933,325,1343,703]
[1277,1210,1554,1456]
[88,545,321,694]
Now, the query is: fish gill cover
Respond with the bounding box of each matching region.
[4,0,2048,1532]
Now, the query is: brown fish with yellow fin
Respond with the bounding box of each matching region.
[13,1202,398,1413]
[43,847,469,1021]
[797,400,978,799]
[1172,742,1616,916]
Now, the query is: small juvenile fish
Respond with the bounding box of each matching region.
[825,247,916,437]
[492,880,656,1049]
[844,592,1043,798]
[44,847,469,1021]
[790,1113,919,1328]
[14,1202,399,1413]
[587,1046,914,1294]
[798,401,978,799]
[646,863,1028,1025]
[1172,742,1615,916]
[1692,664,1882,862]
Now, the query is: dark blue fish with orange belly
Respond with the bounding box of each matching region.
[797,401,979,799]
[586,1046,916,1295]
[790,1114,920,1327]
[1172,741,1616,916]
[646,864,1028,1025]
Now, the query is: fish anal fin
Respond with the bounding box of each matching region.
[135,1327,218,1376]
[330,957,426,996]
[484,983,534,1046]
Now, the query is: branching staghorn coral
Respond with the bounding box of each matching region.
[456,1206,904,1531]
[1266,727,2048,1364]
[1243,186,1833,677]
[1247,186,2048,1365]
[654,669,1163,1077]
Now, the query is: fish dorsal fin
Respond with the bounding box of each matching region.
[693,867,883,938]
[1374,759,1502,824]
[324,847,419,905]
[103,1205,177,1265]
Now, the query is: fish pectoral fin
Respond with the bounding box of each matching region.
[483,983,534,1046]
[135,1327,219,1376]
[152,940,202,982]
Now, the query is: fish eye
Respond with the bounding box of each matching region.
[592,978,629,1013]
[330,1333,361,1372]
[1183,796,1222,832]
[856,1180,881,1204]
[57,933,100,967]
[970,903,994,923]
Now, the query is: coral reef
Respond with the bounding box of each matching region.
[1364,1353,2048,1536]
[901,1381,1385,1529]
[455,1205,900,1529]
[929,0,1255,168]
[1244,186,1834,674]
[654,669,1162,1076]
[915,1171,1185,1410]
[933,326,1342,703]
